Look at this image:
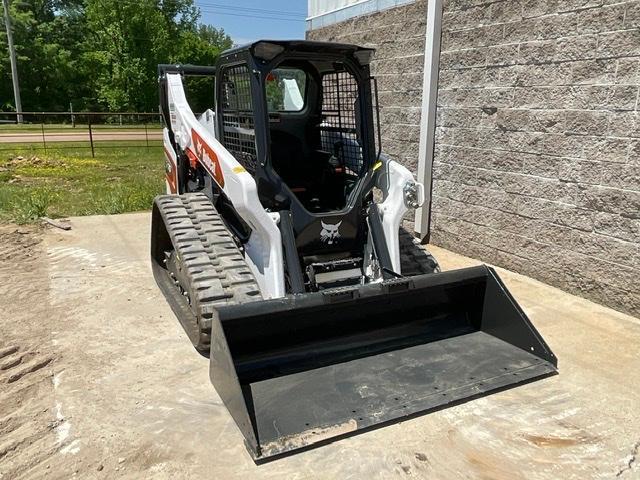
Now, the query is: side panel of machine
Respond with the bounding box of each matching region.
[375,154,425,273]
[162,72,285,299]
[163,129,178,194]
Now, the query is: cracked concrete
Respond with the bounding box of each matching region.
[616,441,640,478]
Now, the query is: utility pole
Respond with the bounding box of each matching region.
[2,0,23,123]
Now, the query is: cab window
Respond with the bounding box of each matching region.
[266,68,307,112]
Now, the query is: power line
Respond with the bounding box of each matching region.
[197,2,305,18]
[198,5,304,20]
[88,0,305,19]
[198,8,304,22]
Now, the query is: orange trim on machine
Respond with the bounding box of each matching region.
[185,148,199,169]
[164,147,178,194]
[165,172,177,194]
[191,129,225,188]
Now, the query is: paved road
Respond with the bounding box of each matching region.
[0,214,638,479]
[0,130,163,143]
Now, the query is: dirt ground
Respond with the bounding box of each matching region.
[0,213,639,479]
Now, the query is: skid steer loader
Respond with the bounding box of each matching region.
[151,40,557,461]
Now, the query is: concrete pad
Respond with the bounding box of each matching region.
[1,212,638,479]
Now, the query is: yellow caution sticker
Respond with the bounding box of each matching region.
[373,161,383,171]
[232,166,247,174]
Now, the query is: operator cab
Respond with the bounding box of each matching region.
[266,62,364,212]
[216,41,378,215]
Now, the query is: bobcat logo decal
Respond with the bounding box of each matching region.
[320,221,342,245]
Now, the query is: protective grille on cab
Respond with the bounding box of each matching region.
[320,71,364,175]
[221,64,258,175]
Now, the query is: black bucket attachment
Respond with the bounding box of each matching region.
[209,265,557,461]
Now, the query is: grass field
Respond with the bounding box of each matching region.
[0,139,163,152]
[0,143,164,223]
[0,123,163,134]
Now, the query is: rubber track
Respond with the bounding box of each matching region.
[399,227,441,276]
[155,193,262,347]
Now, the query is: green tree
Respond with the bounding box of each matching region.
[178,24,233,113]
[0,0,89,111]
[84,0,230,111]
[0,0,231,113]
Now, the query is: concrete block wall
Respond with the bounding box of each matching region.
[308,0,640,317]
[433,0,640,317]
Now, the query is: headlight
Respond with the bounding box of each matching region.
[403,182,423,209]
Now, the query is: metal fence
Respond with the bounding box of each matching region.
[0,111,163,156]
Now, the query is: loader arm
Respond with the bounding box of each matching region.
[375,153,425,272]
[162,70,285,299]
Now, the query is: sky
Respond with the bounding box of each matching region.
[195,0,308,45]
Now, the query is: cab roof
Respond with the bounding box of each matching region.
[221,40,376,65]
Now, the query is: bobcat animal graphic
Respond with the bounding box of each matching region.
[320,221,342,245]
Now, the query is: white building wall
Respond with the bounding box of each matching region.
[307,0,416,30]
[308,0,363,19]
